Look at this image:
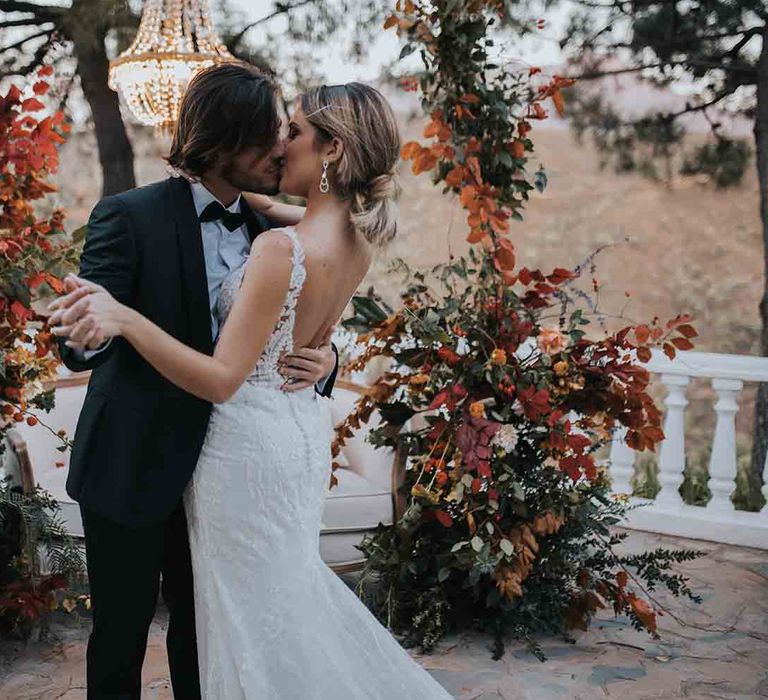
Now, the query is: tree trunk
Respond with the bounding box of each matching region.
[69,21,135,196]
[751,24,768,504]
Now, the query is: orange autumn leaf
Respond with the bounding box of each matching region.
[494,238,516,270]
[412,150,438,174]
[466,156,482,183]
[460,93,481,104]
[488,211,510,235]
[634,324,650,344]
[629,596,657,634]
[467,226,487,244]
[401,141,422,160]
[510,140,525,159]
[445,166,465,187]
[551,87,565,117]
[383,14,398,29]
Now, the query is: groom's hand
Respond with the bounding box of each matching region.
[279,327,336,393]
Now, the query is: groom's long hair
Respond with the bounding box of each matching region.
[166,62,279,178]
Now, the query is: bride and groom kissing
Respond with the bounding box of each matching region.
[49,62,453,699]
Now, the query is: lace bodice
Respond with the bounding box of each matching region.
[215,226,306,389]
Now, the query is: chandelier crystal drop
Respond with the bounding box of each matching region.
[108,0,234,128]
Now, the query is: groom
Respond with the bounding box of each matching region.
[57,62,337,699]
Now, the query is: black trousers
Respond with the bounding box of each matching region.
[81,501,201,700]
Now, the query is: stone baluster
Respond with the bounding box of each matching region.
[707,377,743,512]
[608,425,635,495]
[655,374,689,508]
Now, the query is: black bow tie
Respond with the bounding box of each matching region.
[199,201,246,232]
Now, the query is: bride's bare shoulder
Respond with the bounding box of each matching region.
[249,228,296,257]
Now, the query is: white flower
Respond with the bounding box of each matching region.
[492,424,519,453]
[511,399,524,416]
[456,336,470,356]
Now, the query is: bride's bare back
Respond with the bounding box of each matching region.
[289,222,372,350]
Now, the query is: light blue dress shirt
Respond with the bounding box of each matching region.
[189,181,252,340]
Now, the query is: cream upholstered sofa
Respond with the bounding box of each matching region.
[3,372,401,573]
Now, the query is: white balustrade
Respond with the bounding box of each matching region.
[607,425,635,495]
[655,374,689,508]
[606,349,768,549]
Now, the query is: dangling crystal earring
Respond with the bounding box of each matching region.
[319,160,330,194]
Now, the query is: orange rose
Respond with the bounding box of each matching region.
[469,401,486,419]
[490,348,507,365]
[553,360,568,376]
[538,327,567,355]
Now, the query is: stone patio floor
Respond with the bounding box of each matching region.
[0,530,766,699]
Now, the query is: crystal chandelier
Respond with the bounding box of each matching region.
[108,0,234,128]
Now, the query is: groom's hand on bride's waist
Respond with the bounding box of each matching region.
[278,337,336,393]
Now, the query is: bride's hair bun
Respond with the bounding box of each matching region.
[350,171,400,246]
[300,83,401,247]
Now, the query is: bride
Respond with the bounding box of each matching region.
[50,83,454,699]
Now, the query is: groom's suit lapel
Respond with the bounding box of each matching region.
[168,176,215,356]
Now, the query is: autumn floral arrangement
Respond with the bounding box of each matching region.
[0,70,85,638]
[334,1,703,658]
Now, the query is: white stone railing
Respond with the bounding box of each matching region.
[608,349,768,549]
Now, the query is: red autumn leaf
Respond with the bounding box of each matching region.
[21,98,45,112]
[32,81,49,96]
[494,238,515,270]
[435,509,453,527]
[671,337,694,351]
[27,272,47,289]
[636,346,652,363]
[510,140,525,159]
[616,571,628,588]
[547,267,577,285]
[471,477,482,493]
[662,342,676,360]
[634,324,650,344]
[677,324,697,338]
[37,65,54,77]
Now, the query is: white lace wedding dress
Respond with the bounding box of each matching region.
[183,227,454,699]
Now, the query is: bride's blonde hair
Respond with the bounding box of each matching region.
[300,83,401,246]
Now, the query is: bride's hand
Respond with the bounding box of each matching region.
[49,275,132,350]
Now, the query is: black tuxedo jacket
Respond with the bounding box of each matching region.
[60,176,337,527]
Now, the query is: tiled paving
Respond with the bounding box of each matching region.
[1,530,766,699]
